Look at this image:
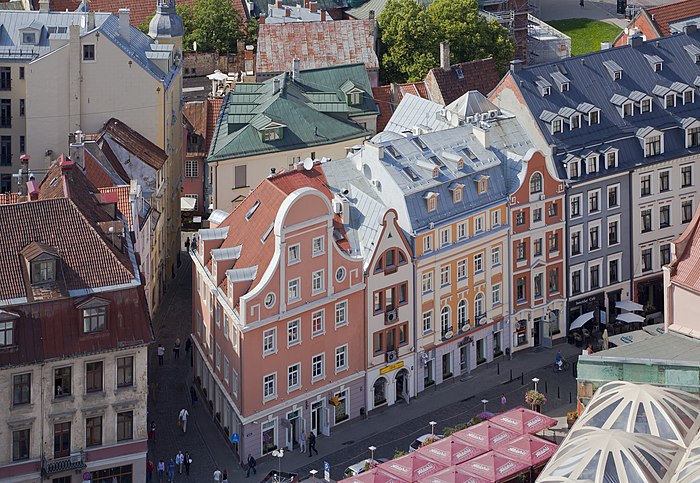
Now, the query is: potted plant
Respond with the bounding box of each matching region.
[566,411,578,429]
[525,390,547,412]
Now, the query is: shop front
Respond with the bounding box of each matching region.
[368,358,414,412]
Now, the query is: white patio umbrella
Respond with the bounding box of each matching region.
[569,312,594,331]
[616,312,645,324]
[615,300,644,312]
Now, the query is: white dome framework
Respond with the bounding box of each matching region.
[671,432,700,483]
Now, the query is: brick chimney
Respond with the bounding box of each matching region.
[285,8,291,16]
[27,180,39,201]
[440,41,450,70]
[309,1,318,12]
[275,0,282,7]
[60,156,74,171]
[320,9,326,20]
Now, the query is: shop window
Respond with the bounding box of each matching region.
[262,420,277,455]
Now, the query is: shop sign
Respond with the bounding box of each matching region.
[380,360,404,375]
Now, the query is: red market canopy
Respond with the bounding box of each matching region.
[489,407,557,435]
[452,421,518,451]
[457,451,529,482]
[342,468,410,483]
[383,452,447,481]
[495,434,558,466]
[417,467,492,483]
[415,435,488,466]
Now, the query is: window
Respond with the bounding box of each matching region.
[569,160,579,178]
[422,272,433,293]
[571,114,580,129]
[608,220,619,245]
[453,187,463,203]
[185,159,198,178]
[86,361,103,392]
[548,203,558,218]
[474,293,485,320]
[223,314,230,340]
[587,156,598,174]
[606,151,617,168]
[589,225,599,250]
[263,373,276,399]
[335,345,348,372]
[427,195,437,212]
[287,278,300,303]
[335,301,348,328]
[641,209,652,232]
[263,328,276,355]
[684,90,694,104]
[534,273,543,298]
[549,268,559,293]
[12,429,29,461]
[83,44,95,61]
[261,420,276,455]
[623,102,633,117]
[492,283,501,305]
[642,248,652,272]
[570,195,581,217]
[311,270,324,294]
[641,98,651,113]
[288,364,300,391]
[117,411,133,441]
[683,200,693,223]
[590,265,600,289]
[287,244,300,264]
[609,259,619,283]
[312,353,325,381]
[660,205,670,228]
[571,231,581,255]
[659,171,670,192]
[457,300,468,328]
[215,344,221,370]
[19,135,24,154]
[234,165,247,188]
[608,185,619,208]
[549,233,559,252]
[116,356,133,387]
[492,210,501,227]
[491,246,501,266]
[572,270,582,294]
[516,277,526,301]
[422,311,433,333]
[660,244,671,266]
[312,310,325,336]
[474,253,483,272]
[86,416,102,447]
[262,128,281,142]
[457,259,467,280]
[665,93,675,108]
[287,319,300,346]
[440,266,450,287]
[440,228,451,247]
[682,165,693,187]
[233,370,239,397]
[0,67,10,90]
[530,173,543,193]
[22,32,36,44]
[224,357,230,384]
[515,212,525,225]
[474,215,484,233]
[590,110,600,125]
[83,306,106,333]
[312,236,324,256]
[19,66,24,80]
[457,222,467,240]
[688,127,700,147]
[13,373,31,405]
[532,208,542,223]
[534,238,543,256]
[54,422,71,457]
[423,234,433,254]
[588,190,599,213]
[30,259,55,284]
[440,307,451,337]
[641,175,651,196]
[645,135,662,157]
[0,99,11,129]
[552,119,562,134]
[53,366,71,397]
[517,242,526,261]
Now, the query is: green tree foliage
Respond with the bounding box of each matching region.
[378,0,515,83]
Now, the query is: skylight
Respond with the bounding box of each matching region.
[412,137,429,151]
[403,166,420,181]
[385,145,402,159]
[260,223,274,242]
[462,148,478,161]
[245,200,261,220]
[455,68,464,80]
[429,155,445,167]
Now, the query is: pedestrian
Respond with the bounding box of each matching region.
[579,0,584,7]
[501,393,507,408]
[174,337,181,360]
[300,430,307,454]
[190,385,198,405]
[176,450,184,474]
[168,458,175,483]
[157,344,165,365]
[185,337,192,354]
[214,467,222,482]
[146,459,154,482]
[222,469,229,483]
[185,236,190,252]
[148,420,156,441]
[179,408,190,433]
[246,454,257,477]
[308,431,318,457]
[157,459,165,482]
[184,452,192,476]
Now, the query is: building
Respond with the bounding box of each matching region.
[248,0,345,21]
[255,19,380,86]
[322,161,416,412]
[509,149,566,351]
[490,29,700,332]
[0,158,152,482]
[206,63,377,212]
[613,0,700,47]
[262,0,332,23]
[190,166,366,461]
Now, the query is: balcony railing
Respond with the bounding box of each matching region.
[42,451,87,477]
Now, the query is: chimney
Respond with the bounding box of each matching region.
[27,180,39,201]
[320,9,326,20]
[275,0,282,7]
[259,13,266,23]
[684,24,698,35]
[600,42,611,50]
[19,154,29,196]
[510,59,523,72]
[60,157,74,171]
[309,1,318,12]
[269,167,277,177]
[118,8,131,43]
[285,7,291,16]
[368,9,375,19]
[440,41,450,70]
[472,122,490,148]
[87,11,95,30]
[273,77,281,94]
[39,0,48,11]
[69,132,85,171]
[628,34,643,47]
[292,58,300,82]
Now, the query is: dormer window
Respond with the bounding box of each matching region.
[683,118,700,148]
[77,298,110,334]
[654,62,662,72]
[665,93,676,109]
[605,150,618,168]
[22,32,36,44]
[586,155,599,174]
[614,71,621,80]
[589,110,600,125]
[449,182,464,203]
[568,158,580,178]
[684,89,694,104]
[457,159,464,170]
[262,127,281,141]
[552,119,562,134]
[0,310,18,347]
[349,92,362,105]
[603,60,623,81]
[424,192,439,212]
[543,86,550,96]
[570,114,581,129]
[476,176,489,194]
[432,167,440,179]
[561,82,569,92]
[641,98,652,113]
[31,259,55,284]
[536,77,552,96]
[623,101,633,117]
[638,127,664,157]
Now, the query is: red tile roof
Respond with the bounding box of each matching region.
[398,82,430,102]
[256,19,379,73]
[372,85,392,132]
[49,0,81,12]
[670,205,700,292]
[646,0,700,37]
[0,192,21,205]
[98,118,167,170]
[84,149,118,188]
[99,185,133,226]
[425,58,501,105]
[206,98,225,152]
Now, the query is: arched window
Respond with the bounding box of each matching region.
[440,307,451,336]
[474,293,485,321]
[458,300,468,328]
[530,172,543,194]
[373,378,387,406]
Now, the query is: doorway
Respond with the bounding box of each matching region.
[459,345,469,374]
[395,369,409,403]
[311,401,323,435]
[533,318,541,347]
[286,409,300,450]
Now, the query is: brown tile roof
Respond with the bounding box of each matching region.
[84,149,118,188]
[646,0,700,37]
[99,118,167,170]
[256,19,379,73]
[49,0,81,12]
[398,82,430,102]
[0,192,21,205]
[372,85,393,132]
[670,206,700,292]
[425,58,501,105]
[206,98,225,152]
[184,101,208,138]
[99,185,133,226]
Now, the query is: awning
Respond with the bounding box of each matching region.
[181,196,197,211]
[490,407,557,435]
[608,329,653,347]
[569,312,594,331]
[344,468,409,483]
[416,436,486,466]
[616,300,644,312]
[452,422,518,451]
[207,70,228,81]
[495,434,558,466]
[458,451,529,482]
[383,453,446,481]
[616,312,645,324]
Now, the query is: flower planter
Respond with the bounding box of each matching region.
[567,417,577,429]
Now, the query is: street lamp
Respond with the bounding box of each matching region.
[272,448,284,482]
[429,421,437,437]
[532,377,540,392]
[310,469,318,483]
[481,399,488,412]
[368,445,377,465]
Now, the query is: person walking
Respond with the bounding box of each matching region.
[579,0,584,7]
[185,236,190,252]
[146,459,154,482]
[148,420,156,441]
[246,454,257,477]
[222,469,229,483]
[176,450,184,474]
[157,344,165,365]
[213,467,222,482]
[299,430,307,454]
[157,460,165,482]
[173,338,181,360]
[308,431,318,457]
[179,408,190,433]
[190,385,198,405]
[501,393,507,408]
[184,452,192,476]
[167,458,175,483]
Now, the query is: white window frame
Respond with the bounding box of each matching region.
[607,184,620,209]
[474,293,485,319]
[457,259,467,280]
[474,215,485,234]
[287,319,301,347]
[224,356,230,384]
[288,278,301,303]
[474,253,484,273]
[287,363,300,392]
[608,253,622,284]
[492,283,501,306]
[569,159,581,179]
[422,271,433,293]
[457,222,467,240]
[311,353,325,382]
[586,155,599,174]
[311,310,325,338]
[335,344,348,373]
[588,189,601,214]
[215,344,221,370]
[608,215,621,247]
[287,244,300,265]
[263,328,277,356]
[570,226,583,256]
[588,260,603,291]
[423,234,433,254]
[312,236,325,257]
[589,220,601,251]
[232,369,239,397]
[422,310,433,334]
[491,246,501,266]
[440,266,450,287]
[263,372,277,401]
[570,264,584,295]
[492,209,501,228]
[185,159,199,178]
[570,194,582,218]
[440,228,451,248]
[335,300,348,328]
[311,270,324,295]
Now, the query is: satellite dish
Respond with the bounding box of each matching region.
[303,158,313,170]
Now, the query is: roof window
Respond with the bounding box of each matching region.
[535,77,552,96]
[455,68,464,80]
[550,71,571,92]
[403,166,420,181]
[385,145,402,159]
[644,54,663,72]
[683,44,700,63]
[245,200,261,220]
[603,60,623,81]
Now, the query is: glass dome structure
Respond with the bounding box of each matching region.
[671,432,700,483]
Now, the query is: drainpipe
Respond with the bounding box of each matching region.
[564,180,570,331]
[411,240,418,397]
[628,170,634,302]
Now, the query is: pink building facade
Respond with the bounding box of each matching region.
[190,167,366,461]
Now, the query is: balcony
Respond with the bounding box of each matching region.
[42,451,87,477]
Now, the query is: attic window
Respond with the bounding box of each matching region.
[453,186,463,203]
[535,77,552,96]
[22,32,36,44]
[623,101,634,117]
[462,148,477,161]
[412,137,428,151]
[386,145,402,159]
[31,259,55,284]
[245,200,261,220]
[605,150,618,168]
[83,44,96,62]
[684,44,700,63]
[684,90,695,104]
[432,167,440,179]
[641,98,652,113]
[457,159,464,170]
[83,305,106,333]
[455,68,464,80]
[589,110,600,125]
[429,155,444,167]
[603,60,623,81]
[476,177,489,194]
[665,93,676,109]
[654,62,662,72]
[561,82,569,92]
[424,192,439,212]
[261,127,282,141]
[349,92,362,105]
[261,223,274,243]
[552,119,562,134]
[570,114,581,129]
[403,166,420,181]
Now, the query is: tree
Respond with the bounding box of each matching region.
[378,0,515,83]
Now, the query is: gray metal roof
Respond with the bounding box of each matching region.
[585,331,700,366]
[509,29,700,181]
[384,94,452,134]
